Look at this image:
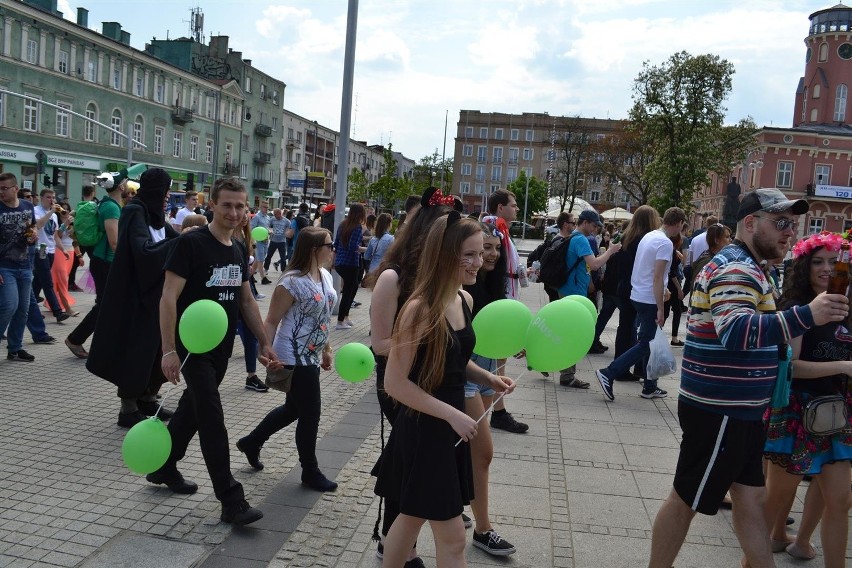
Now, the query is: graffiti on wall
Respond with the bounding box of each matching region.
[191,55,233,80]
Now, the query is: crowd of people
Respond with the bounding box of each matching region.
[2,172,851,565]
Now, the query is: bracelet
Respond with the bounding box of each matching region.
[162,350,177,358]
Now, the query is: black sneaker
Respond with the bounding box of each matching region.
[301,468,338,492]
[462,513,472,528]
[472,529,516,556]
[221,500,263,525]
[588,341,608,354]
[261,277,272,285]
[595,369,615,401]
[55,312,70,323]
[245,375,269,392]
[489,410,529,433]
[7,350,35,362]
[33,335,56,344]
[640,388,668,399]
[351,301,362,308]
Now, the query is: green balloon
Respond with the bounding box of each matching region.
[122,417,172,474]
[251,226,269,242]
[335,342,375,383]
[525,299,594,371]
[179,299,229,354]
[563,294,598,322]
[472,299,532,358]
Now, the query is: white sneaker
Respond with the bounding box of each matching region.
[254,293,266,300]
[335,322,353,330]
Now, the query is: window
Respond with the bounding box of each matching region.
[55,103,70,137]
[259,84,266,99]
[26,40,38,64]
[523,148,534,161]
[835,84,848,121]
[461,163,472,176]
[776,161,794,188]
[155,79,165,104]
[113,67,122,90]
[87,60,97,82]
[525,129,534,141]
[479,127,488,139]
[85,104,97,142]
[240,163,247,179]
[110,110,123,146]
[507,167,517,182]
[135,75,144,97]
[475,183,484,195]
[242,134,250,149]
[58,50,69,74]
[813,84,821,98]
[460,182,470,194]
[592,173,603,183]
[272,89,279,105]
[477,146,487,162]
[133,118,143,147]
[154,127,164,154]
[808,217,824,234]
[802,87,808,122]
[491,165,502,180]
[173,132,182,158]
[492,147,503,162]
[590,190,601,201]
[225,143,233,164]
[524,167,532,177]
[462,144,473,157]
[272,117,278,131]
[24,97,39,132]
[510,129,519,141]
[494,128,503,140]
[206,139,213,163]
[811,108,818,122]
[508,148,519,163]
[490,183,500,193]
[819,42,829,62]
[245,76,251,93]
[475,165,485,181]
[815,164,831,185]
[464,126,473,138]
[0,93,4,127]
[190,135,198,160]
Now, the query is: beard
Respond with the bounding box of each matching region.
[751,226,788,262]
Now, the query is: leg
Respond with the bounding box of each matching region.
[465,392,494,533]
[292,366,322,470]
[602,301,657,389]
[789,479,822,558]
[384,514,427,567]
[814,461,851,568]
[728,482,775,568]
[336,265,358,323]
[648,488,697,568]
[33,253,62,316]
[762,461,800,545]
[0,267,31,354]
[613,296,637,360]
[25,289,49,341]
[428,516,468,568]
[236,319,258,376]
[593,294,618,344]
[67,257,110,346]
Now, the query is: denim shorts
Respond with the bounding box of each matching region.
[464,353,496,398]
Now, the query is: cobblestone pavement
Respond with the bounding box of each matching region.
[1,271,849,567]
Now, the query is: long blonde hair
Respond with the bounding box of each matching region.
[393,214,481,395]
[621,205,661,249]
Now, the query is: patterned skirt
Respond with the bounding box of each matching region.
[764,390,852,475]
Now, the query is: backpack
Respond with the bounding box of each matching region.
[74,200,103,247]
[538,234,584,289]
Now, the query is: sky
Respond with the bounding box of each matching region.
[55,0,836,162]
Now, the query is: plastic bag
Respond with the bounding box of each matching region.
[647,326,677,380]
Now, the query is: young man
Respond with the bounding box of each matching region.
[596,207,687,400]
[152,177,281,525]
[558,210,621,388]
[647,189,849,568]
[31,189,69,323]
[250,202,272,284]
[172,191,198,232]
[265,208,289,272]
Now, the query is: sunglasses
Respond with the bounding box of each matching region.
[752,215,798,232]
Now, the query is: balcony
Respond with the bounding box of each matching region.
[251,179,270,190]
[286,137,301,148]
[253,151,271,164]
[222,162,240,175]
[476,157,487,163]
[286,160,299,170]
[492,157,503,164]
[254,123,273,137]
[171,106,194,124]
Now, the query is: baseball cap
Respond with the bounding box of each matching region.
[736,188,808,221]
[578,210,603,227]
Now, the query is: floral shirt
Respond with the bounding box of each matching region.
[274,268,337,366]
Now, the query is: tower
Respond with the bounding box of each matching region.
[793,4,852,127]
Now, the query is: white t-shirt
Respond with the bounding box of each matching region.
[273,268,337,366]
[687,231,708,266]
[174,207,194,228]
[630,229,673,305]
[34,205,58,253]
[149,226,166,243]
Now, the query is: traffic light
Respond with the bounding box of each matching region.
[43,175,51,188]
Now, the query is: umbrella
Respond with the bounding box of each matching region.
[599,207,633,221]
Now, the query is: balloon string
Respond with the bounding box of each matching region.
[455,368,528,447]
[154,354,190,420]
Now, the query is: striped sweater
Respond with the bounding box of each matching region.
[679,243,814,420]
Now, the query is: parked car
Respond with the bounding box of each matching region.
[510,221,543,239]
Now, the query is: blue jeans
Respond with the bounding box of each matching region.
[0,266,34,353]
[26,289,49,341]
[594,294,620,344]
[603,300,659,391]
[236,318,258,374]
[32,252,62,316]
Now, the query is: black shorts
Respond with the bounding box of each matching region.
[673,400,766,515]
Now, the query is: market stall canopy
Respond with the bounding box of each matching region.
[545,197,595,218]
[599,206,633,221]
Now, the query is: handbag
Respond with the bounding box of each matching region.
[770,345,793,409]
[802,393,848,436]
[265,365,295,393]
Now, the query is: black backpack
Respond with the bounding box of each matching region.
[538,234,584,289]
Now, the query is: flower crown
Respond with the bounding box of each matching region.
[792,231,845,259]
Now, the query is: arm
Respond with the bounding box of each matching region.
[104,218,119,252]
[34,209,52,230]
[653,258,668,326]
[53,229,67,256]
[262,280,295,351]
[364,238,377,262]
[585,242,622,271]
[790,334,852,378]
[370,269,400,356]
[239,281,280,368]
[159,270,187,384]
[350,226,367,254]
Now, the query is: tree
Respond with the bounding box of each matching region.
[507,171,548,222]
[630,51,740,211]
[552,116,596,213]
[411,150,453,195]
[346,168,369,203]
[709,117,759,185]
[368,144,408,213]
[591,120,656,206]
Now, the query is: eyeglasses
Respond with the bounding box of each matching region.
[318,243,335,251]
[0,186,17,192]
[753,215,798,232]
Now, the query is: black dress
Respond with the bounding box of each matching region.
[373,295,476,521]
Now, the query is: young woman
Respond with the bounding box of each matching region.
[333,203,366,330]
[685,223,731,293]
[237,226,338,492]
[364,212,394,277]
[373,213,514,568]
[233,208,267,392]
[762,231,852,567]
[460,222,516,556]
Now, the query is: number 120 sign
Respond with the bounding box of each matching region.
[815,184,852,199]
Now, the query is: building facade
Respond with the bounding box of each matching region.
[0,0,240,204]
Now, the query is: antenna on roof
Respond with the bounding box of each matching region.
[189,6,205,43]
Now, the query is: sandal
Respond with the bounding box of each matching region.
[64,338,88,359]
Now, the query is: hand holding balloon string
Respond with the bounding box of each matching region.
[455,366,525,447]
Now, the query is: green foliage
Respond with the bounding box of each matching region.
[507,171,548,222]
[347,168,369,203]
[631,51,742,212]
[411,150,453,195]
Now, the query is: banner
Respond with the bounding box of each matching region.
[815,184,852,199]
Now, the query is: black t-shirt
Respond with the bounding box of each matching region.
[165,225,248,356]
[794,321,852,396]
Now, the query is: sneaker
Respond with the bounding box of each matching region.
[351,301,362,308]
[254,293,266,300]
[221,500,263,525]
[472,529,517,556]
[33,335,56,344]
[670,339,684,347]
[7,350,35,362]
[640,388,668,399]
[560,375,590,389]
[273,261,280,270]
[489,410,529,434]
[588,341,608,354]
[117,410,147,428]
[245,375,269,393]
[375,544,426,567]
[335,322,353,331]
[55,312,70,323]
[613,372,641,382]
[462,513,473,528]
[261,277,272,285]
[596,369,614,401]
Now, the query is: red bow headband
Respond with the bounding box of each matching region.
[428,188,455,207]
